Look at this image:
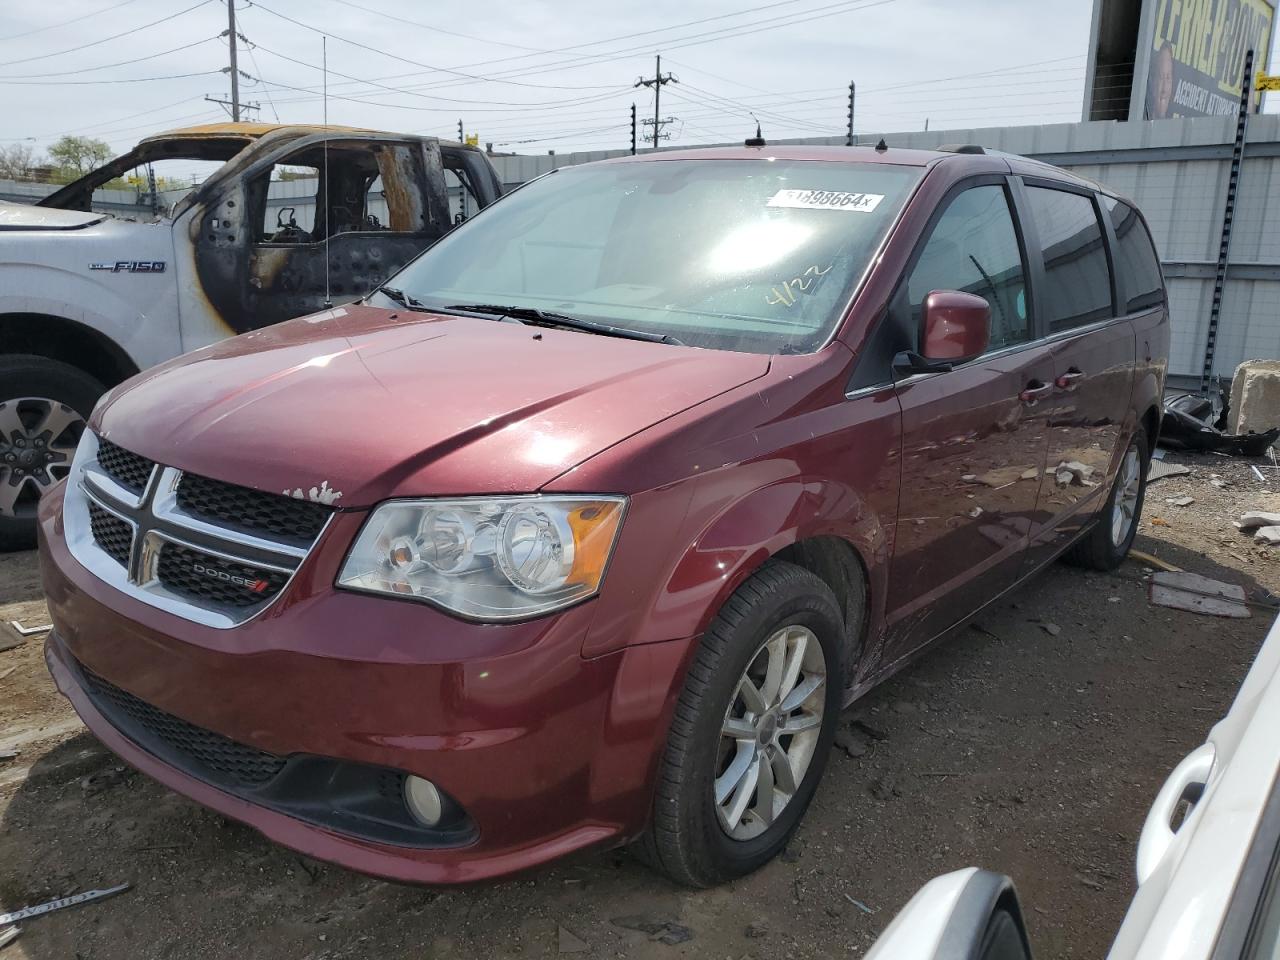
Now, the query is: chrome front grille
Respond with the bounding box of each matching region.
[63,433,333,628]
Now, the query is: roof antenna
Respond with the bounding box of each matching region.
[874,137,888,153]
[322,35,332,309]
[745,113,766,147]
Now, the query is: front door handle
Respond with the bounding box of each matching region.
[1056,368,1086,389]
[1020,380,1053,404]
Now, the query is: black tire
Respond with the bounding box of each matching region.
[1065,426,1150,571]
[636,561,846,887]
[0,355,105,552]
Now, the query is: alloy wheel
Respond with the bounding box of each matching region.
[714,624,826,841]
[1110,443,1142,548]
[0,398,84,519]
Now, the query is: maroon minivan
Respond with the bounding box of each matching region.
[38,144,1168,887]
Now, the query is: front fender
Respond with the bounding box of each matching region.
[0,262,174,370]
[582,466,889,668]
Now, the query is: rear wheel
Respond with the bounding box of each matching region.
[1065,426,1149,571]
[637,561,846,887]
[0,356,104,551]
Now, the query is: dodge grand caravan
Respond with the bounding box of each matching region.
[38,143,1169,887]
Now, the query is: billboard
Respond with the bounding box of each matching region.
[1085,0,1276,121]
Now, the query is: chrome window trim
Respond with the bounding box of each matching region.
[843,315,1131,401]
[63,433,329,630]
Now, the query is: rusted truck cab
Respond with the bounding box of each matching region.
[0,123,502,547]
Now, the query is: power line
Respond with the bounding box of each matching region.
[0,70,221,86]
[0,0,144,43]
[0,0,215,68]
[245,38,631,107]
[242,0,894,104]
[0,36,219,79]
[322,0,553,54]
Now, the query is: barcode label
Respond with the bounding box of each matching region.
[766,189,885,212]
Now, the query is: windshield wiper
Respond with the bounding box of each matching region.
[445,303,684,346]
[378,286,433,311]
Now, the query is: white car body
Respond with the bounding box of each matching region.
[867,611,1280,960]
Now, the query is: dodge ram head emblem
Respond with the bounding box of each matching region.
[89,261,166,273]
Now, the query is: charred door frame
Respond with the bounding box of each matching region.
[189,132,453,334]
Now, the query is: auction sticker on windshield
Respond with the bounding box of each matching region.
[766,189,884,212]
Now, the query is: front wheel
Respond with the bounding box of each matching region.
[1065,426,1149,571]
[636,561,846,887]
[0,356,105,551]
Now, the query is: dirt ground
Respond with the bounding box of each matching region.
[2,448,1278,960]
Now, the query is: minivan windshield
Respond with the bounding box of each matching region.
[388,159,923,354]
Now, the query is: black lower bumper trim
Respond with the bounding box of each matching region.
[71,655,475,850]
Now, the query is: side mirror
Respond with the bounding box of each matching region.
[894,290,991,375]
[864,868,1034,960]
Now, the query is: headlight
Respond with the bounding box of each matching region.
[337,496,627,620]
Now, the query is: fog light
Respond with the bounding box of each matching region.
[404,775,444,827]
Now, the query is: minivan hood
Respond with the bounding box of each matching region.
[0,200,106,230]
[94,304,770,506]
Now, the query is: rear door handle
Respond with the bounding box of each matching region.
[1056,369,1086,389]
[1020,381,1053,403]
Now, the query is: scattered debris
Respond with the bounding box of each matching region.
[833,725,870,759]
[1255,526,1280,546]
[851,718,888,741]
[869,775,900,800]
[0,666,16,681]
[843,894,874,914]
[611,915,693,946]
[744,921,769,939]
[1148,461,1192,483]
[0,748,18,763]
[1210,477,1229,489]
[1149,571,1251,619]
[0,927,19,951]
[1150,517,1171,527]
[1050,461,1097,487]
[1236,512,1280,531]
[1129,549,1182,573]
[1165,495,1195,506]
[1159,394,1280,455]
[7,620,51,637]
[557,926,589,954]
[0,884,131,927]
[80,765,130,796]
[1020,467,1040,480]
[1039,622,1062,637]
[967,506,983,519]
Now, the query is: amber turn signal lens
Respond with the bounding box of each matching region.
[567,501,625,588]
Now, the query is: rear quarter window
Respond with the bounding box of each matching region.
[1102,195,1166,313]
[1024,186,1114,333]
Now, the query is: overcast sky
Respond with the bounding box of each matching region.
[2,0,1278,162]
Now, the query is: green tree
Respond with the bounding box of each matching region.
[47,135,112,178]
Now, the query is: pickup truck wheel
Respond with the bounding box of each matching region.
[1065,426,1149,571]
[0,356,104,551]
[637,561,844,887]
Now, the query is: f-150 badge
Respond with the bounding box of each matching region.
[89,261,166,273]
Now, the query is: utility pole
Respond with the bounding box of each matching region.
[634,54,677,149]
[845,81,855,146]
[226,0,240,121]
[630,103,637,155]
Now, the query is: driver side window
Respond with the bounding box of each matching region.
[908,185,1029,351]
[259,164,319,243]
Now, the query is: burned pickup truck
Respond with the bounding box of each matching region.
[0,122,502,547]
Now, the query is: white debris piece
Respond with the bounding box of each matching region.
[1255,525,1280,545]
[1237,511,1280,531]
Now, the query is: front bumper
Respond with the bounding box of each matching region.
[38,485,692,884]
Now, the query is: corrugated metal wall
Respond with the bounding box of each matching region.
[487,115,1280,381]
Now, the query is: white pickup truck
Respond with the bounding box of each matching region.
[0,122,503,548]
